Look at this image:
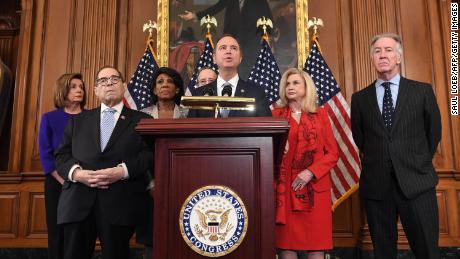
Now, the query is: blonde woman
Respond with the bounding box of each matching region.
[273,68,339,259]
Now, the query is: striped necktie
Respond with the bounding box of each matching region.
[100,107,116,151]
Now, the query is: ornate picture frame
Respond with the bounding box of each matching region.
[156,0,309,75]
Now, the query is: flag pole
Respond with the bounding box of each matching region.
[305,17,361,211]
[256,16,273,45]
[142,20,159,61]
[200,15,217,48]
[307,17,324,54]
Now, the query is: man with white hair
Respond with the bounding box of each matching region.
[351,33,441,259]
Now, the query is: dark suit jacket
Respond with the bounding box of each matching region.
[351,77,441,200]
[189,79,272,117]
[55,107,153,225]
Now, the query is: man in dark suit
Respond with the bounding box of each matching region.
[179,0,273,78]
[189,34,271,118]
[351,33,441,259]
[55,66,153,259]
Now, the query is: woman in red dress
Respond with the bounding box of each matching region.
[273,68,339,259]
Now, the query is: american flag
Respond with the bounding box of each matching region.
[304,39,361,210]
[185,35,218,96]
[247,38,280,104]
[123,39,159,110]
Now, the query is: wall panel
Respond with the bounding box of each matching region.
[0,193,19,238]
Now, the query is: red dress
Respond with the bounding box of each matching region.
[273,106,339,250]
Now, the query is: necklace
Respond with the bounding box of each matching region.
[291,110,302,114]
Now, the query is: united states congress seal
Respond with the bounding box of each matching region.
[179,185,248,257]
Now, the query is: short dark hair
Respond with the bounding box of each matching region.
[95,65,125,82]
[197,66,218,77]
[214,34,243,56]
[53,73,86,109]
[152,67,185,105]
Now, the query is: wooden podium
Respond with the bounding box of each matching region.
[137,117,289,258]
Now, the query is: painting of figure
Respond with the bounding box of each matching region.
[168,0,298,84]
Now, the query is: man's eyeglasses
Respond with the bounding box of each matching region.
[96,75,122,86]
[198,78,216,86]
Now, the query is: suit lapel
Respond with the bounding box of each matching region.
[366,82,388,135]
[103,107,133,152]
[391,77,410,133]
[89,108,102,151]
[234,79,247,96]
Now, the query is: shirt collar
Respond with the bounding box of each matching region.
[376,74,401,88]
[100,101,124,115]
[217,74,239,89]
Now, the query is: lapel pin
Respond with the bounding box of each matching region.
[120,115,126,120]
[240,89,245,93]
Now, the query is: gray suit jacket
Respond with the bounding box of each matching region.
[351,77,441,200]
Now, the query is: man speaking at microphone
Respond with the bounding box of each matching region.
[189,34,271,118]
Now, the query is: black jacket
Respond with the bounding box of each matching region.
[351,77,441,200]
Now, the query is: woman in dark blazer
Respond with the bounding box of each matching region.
[38,73,86,259]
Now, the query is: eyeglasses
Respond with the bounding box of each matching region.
[96,75,122,86]
[198,78,216,86]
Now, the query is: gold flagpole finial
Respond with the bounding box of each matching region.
[200,15,218,36]
[143,20,158,39]
[256,16,273,39]
[307,17,324,38]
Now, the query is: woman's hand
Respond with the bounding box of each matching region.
[291,170,314,191]
[51,170,65,185]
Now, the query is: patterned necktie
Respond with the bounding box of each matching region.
[100,107,116,151]
[382,82,394,131]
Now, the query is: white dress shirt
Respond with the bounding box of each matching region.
[216,75,239,97]
[68,101,129,182]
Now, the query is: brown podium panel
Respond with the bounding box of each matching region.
[137,117,289,259]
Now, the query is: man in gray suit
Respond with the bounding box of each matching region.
[351,33,441,259]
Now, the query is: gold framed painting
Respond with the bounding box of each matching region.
[156,0,309,82]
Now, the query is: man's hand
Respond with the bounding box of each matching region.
[89,167,125,189]
[73,169,97,187]
[51,170,65,185]
[178,11,197,21]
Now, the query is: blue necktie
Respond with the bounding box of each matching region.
[382,82,394,131]
[100,108,116,151]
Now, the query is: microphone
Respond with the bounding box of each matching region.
[203,87,215,96]
[221,84,232,97]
